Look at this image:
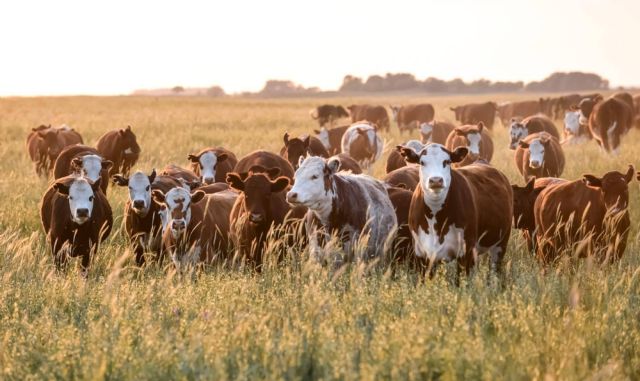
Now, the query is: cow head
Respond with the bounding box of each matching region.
[287,156,339,209]
[152,187,205,239]
[352,126,376,157]
[419,122,435,143]
[577,97,600,123]
[453,123,484,159]
[449,106,463,121]
[283,132,312,170]
[227,169,289,225]
[188,149,229,184]
[119,126,141,155]
[336,106,349,118]
[389,105,401,122]
[53,176,102,225]
[313,127,331,150]
[37,128,64,159]
[113,169,157,216]
[509,119,528,150]
[583,165,634,213]
[518,133,551,169]
[71,154,112,183]
[511,178,545,230]
[564,109,582,136]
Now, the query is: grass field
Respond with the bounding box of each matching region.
[1,94,639,380]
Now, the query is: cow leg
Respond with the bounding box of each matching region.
[52,240,69,271]
[134,235,146,266]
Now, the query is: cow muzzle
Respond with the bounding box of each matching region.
[172,220,186,231]
[428,177,444,191]
[203,176,214,185]
[249,213,264,223]
[529,160,541,169]
[286,192,299,204]
[133,199,145,210]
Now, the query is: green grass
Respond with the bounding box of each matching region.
[0,95,639,380]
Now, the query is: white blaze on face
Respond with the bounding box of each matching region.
[564,111,581,135]
[509,123,527,149]
[527,139,545,168]
[81,155,103,182]
[158,206,169,232]
[405,140,424,153]
[164,187,193,238]
[466,132,482,156]
[68,179,95,224]
[199,151,218,183]
[128,171,152,214]
[317,128,330,150]
[417,144,453,213]
[420,123,433,142]
[288,156,333,216]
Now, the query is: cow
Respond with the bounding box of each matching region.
[508,115,560,149]
[347,104,390,132]
[563,108,592,144]
[445,123,494,167]
[313,125,349,155]
[383,165,420,191]
[449,102,498,129]
[419,121,455,145]
[309,105,349,127]
[386,140,423,173]
[187,147,238,184]
[286,156,397,265]
[40,175,112,276]
[514,132,565,181]
[95,126,141,177]
[280,132,329,170]
[386,186,414,264]
[151,187,237,271]
[340,122,383,171]
[159,164,201,185]
[582,94,634,154]
[331,153,362,174]
[397,144,513,279]
[26,124,83,175]
[234,150,295,181]
[534,166,634,264]
[226,169,306,270]
[512,177,567,252]
[53,145,112,194]
[113,169,183,265]
[390,104,435,134]
[496,100,542,126]
[634,94,640,128]
[552,94,581,120]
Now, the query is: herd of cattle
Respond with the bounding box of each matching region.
[27,91,640,278]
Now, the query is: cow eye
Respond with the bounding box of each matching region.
[89,196,94,202]
[69,196,74,200]
[311,175,319,180]
[145,185,150,191]
[443,160,451,167]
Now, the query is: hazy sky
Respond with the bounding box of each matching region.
[0,0,637,96]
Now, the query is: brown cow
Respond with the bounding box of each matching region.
[234,150,295,181]
[330,153,362,174]
[390,104,435,134]
[449,102,497,129]
[159,164,200,185]
[280,132,329,170]
[383,165,420,191]
[514,132,565,181]
[187,147,238,184]
[386,140,423,173]
[309,105,349,127]
[497,100,541,126]
[40,175,112,276]
[152,187,237,271]
[398,144,513,279]
[313,125,349,155]
[582,94,634,154]
[534,166,634,264]
[347,104,390,132]
[113,169,183,265]
[445,123,494,167]
[508,114,560,149]
[95,126,141,177]
[419,121,455,145]
[27,124,83,175]
[53,145,112,194]
[634,94,640,128]
[386,186,414,263]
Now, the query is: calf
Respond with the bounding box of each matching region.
[419,121,454,145]
[187,147,238,184]
[383,165,420,191]
[398,144,513,278]
[534,166,634,263]
[514,132,565,181]
[508,115,560,149]
[27,125,83,175]
[286,156,397,264]
[234,150,295,181]
[40,175,112,275]
[450,102,497,129]
[310,105,349,127]
[152,187,237,270]
[386,140,422,173]
[390,104,435,134]
[445,123,494,167]
[347,104,390,132]
[113,170,182,265]
[96,126,141,176]
[280,132,329,170]
[54,145,112,194]
[340,123,383,171]
[313,125,349,155]
[585,95,634,154]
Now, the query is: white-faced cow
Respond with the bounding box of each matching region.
[96,126,141,177]
[340,122,383,171]
[514,132,565,181]
[508,115,560,150]
[187,147,238,184]
[386,140,423,173]
[280,132,329,170]
[445,123,494,167]
[419,121,455,145]
[53,145,112,194]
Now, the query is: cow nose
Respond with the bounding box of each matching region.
[76,208,89,218]
[286,192,298,203]
[133,200,145,209]
[530,160,540,168]
[203,176,214,184]
[249,213,264,223]
[172,220,186,231]
[428,177,444,189]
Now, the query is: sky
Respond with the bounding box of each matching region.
[0,0,638,96]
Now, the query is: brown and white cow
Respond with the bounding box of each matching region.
[386,140,423,173]
[280,132,329,170]
[95,126,141,177]
[40,175,112,276]
[419,121,455,145]
[563,108,592,144]
[313,125,349,155]
[187,147,238,184]
[151,187,237,270]
[508,115,560,149]
[309,105,349,127]
[582,94,634,154]
[234,150,295,181]
[450,102,498,129]
[514,132,565,181]
[390,104,435,134]
[113,169,183,265]
[227,169,306,269]
[497,100,542,126]
[53,145,112,194]
[331,153,362,174]
[286,156,397,265]
[27,124,83,175]
[383,165,420,192]
[340,122,383,171]
[445,123,494,167]
[397,144,513,278]
[347,104,390,132]
[534,166,634,264]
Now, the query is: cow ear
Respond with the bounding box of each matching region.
[449,107,456,111]
[266,167,281,179]
[190,190,206,204]
[313,129,321,135]
[624,165,634,183]
[298,155,306,169]
[187,154,200,163]
[283,132,290,146]
[450,147,469,163]
[112,174,129,186]
[53,181,70,196]
[126,125,132,131]
[454,127,466,136]
[582,174,602,188]
[270,176,290,192]
[518,141,530,149]
[525,177,536,192]
[101,160,113,171]
[217,153,228,163]
[226,172,245,191]
[325,157,341,175]
[397,145,420,164]
[148,168,157,183]
[91,177,102,192]
[151,189,166,204]
[477,122,484,133]
[119,128,126,135]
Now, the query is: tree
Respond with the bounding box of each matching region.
[172,86,184,94]
[206,86,225,97]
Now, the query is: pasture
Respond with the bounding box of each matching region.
[1,94,639,380]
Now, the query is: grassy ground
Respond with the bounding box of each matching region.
[0,94,639,380]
